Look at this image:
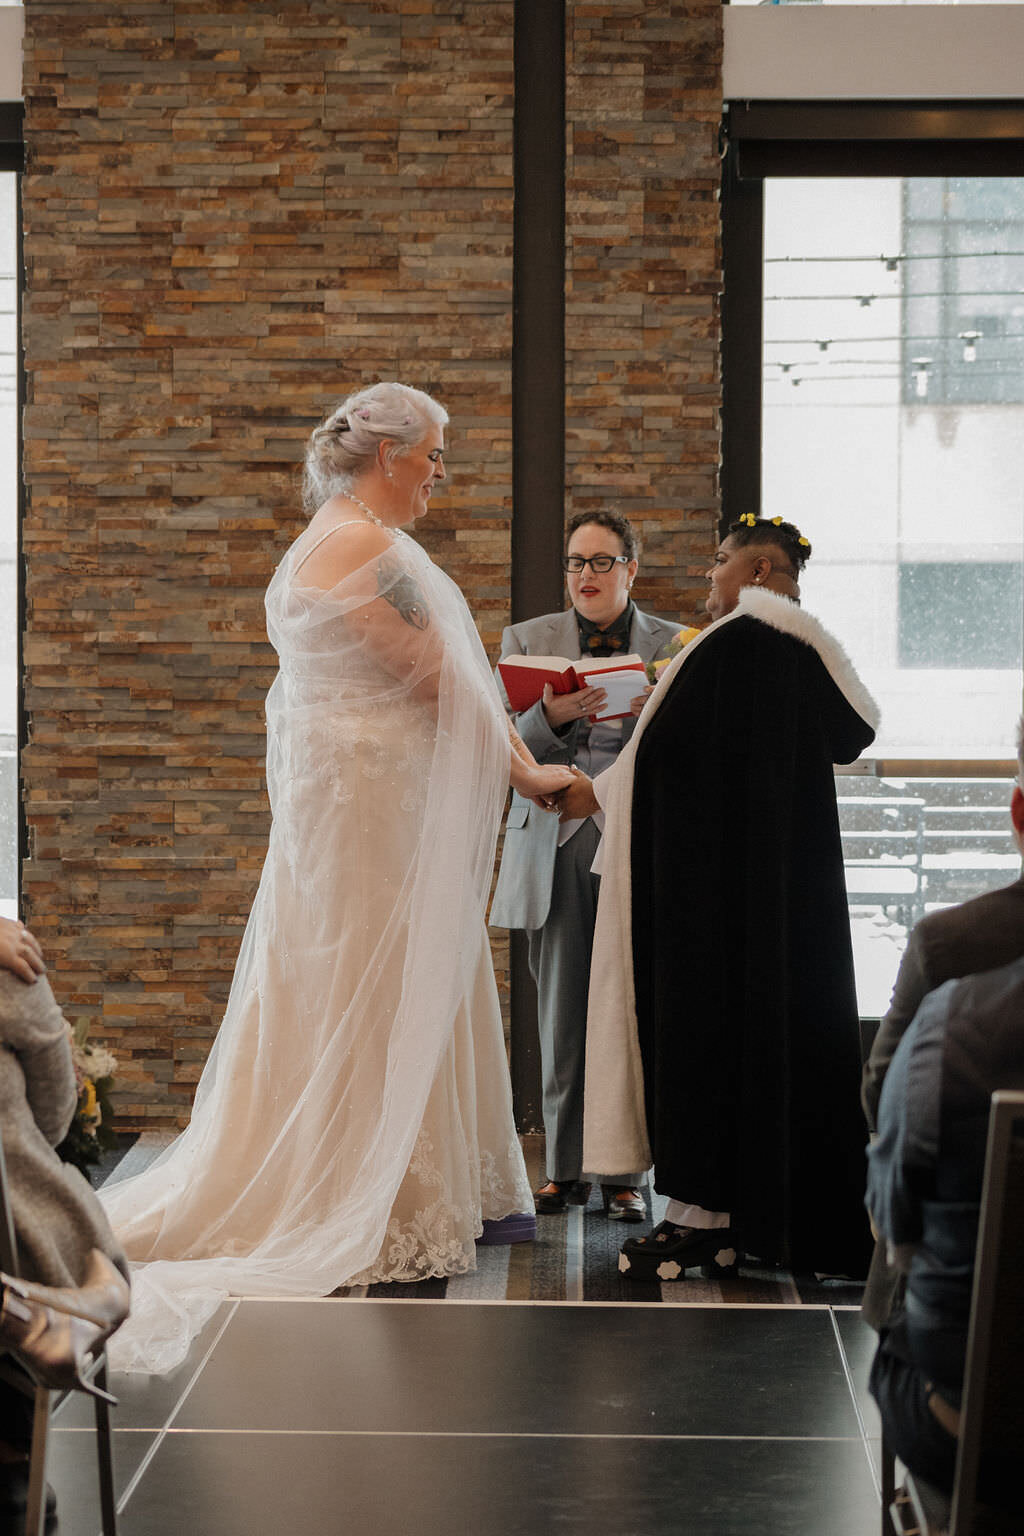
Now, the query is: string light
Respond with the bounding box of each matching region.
[765,333,1024,346]
[959,330,981,362]
[760,234,1023,389]
[765,249,1024,266]
[768,290,1024,303]
[763,366,1014,387]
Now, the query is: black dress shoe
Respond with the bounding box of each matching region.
[533,1180,592,1214]
[619,1221,740,1280]
[601,1186,646,1222]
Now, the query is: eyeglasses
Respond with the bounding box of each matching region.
[562,554,630,574]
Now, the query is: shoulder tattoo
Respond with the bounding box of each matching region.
[377,553,431,631]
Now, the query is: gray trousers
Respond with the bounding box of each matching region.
[527,818,643,1189]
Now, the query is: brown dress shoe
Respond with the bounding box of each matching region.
[602,1187,646,1222]
[534,1180,592,1213]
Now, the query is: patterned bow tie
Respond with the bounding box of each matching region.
[575,601,634,657]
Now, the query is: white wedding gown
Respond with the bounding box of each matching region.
[100,524,532,1373]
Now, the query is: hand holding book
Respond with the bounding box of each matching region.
[542,681,608,729]
[498,652,647,722]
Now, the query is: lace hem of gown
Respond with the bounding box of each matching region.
[349,1136,532,1285]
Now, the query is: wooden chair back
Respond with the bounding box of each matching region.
[949,1089,1024,1535]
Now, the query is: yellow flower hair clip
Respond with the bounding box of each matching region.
[739,513,757,527]
[798,536,809,547]
[771,516,782,526]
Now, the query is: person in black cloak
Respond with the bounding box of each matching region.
[560,517,880,1280]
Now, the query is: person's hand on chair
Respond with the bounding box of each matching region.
[0,919,45,984]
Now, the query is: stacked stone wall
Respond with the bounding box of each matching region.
[20,1,721,1127]
[21,2,516,1125]
[566,1,722,614]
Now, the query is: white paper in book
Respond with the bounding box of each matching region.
[577,660,645,721]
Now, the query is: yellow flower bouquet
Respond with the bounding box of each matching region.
[646,625,702,684]
[57,1021,119,1181]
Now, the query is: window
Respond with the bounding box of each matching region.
[762,175,1024,762]
[723,118,1024,1015]
[761,174,1023,1011]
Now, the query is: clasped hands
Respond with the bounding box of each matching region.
[525,680,653,815]
[525,765,600,819]
[553,766,600,821]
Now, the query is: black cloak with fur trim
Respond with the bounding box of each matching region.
[628,592,877,1275]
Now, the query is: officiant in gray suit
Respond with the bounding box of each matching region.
[490,511,677,1220]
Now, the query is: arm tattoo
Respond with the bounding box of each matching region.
[509,721,531,762]
[377,554,431,631]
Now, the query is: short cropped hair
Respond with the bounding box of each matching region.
[726,516,812,575]
[565,510,638,563]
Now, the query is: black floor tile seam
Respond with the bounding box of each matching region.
[232,1298,868,1315]
[152,1428,871,1443]
[113,1298,241,1517]
[828,1305,881,1499]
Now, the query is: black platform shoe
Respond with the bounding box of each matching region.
[618,1221,740,1281]
[533,1180,592,1214]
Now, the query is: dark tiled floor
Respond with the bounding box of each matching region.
[47,1300,881,1536]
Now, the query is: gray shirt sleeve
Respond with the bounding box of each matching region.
[496,625,582,763]
[0,972,77,1146]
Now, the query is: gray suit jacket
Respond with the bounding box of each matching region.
[861,874,1024,1130]
[489,605,678,930]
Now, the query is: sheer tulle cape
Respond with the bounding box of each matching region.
[100,527,529,1373]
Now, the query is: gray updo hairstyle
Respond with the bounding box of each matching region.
[303,381,449,510]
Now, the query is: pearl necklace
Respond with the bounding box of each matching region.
[346,494,386,528]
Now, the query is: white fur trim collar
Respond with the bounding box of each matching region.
[735,587,880,732]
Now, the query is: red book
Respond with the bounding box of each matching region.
[498,653,646,721]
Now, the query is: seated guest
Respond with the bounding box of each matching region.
[867,951,1024,1511]
[490,511,677,1219]
[0,916,130,1533]
[561,517,878,1278]
[860,725,1024,1328]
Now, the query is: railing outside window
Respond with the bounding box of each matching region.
[837,768,1019,1015]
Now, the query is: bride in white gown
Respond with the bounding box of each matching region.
[100,383,572,1373]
